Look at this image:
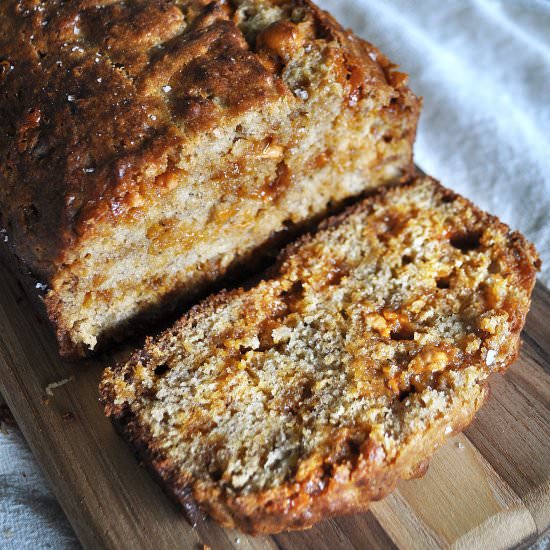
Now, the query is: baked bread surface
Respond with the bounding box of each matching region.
[0,0,420,356]
[101,176,539,534]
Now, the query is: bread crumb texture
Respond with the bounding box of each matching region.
[0,0,419,355]
[101,177,539,534]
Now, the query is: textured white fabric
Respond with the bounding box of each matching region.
[0,420,79,549]
[1,1,549,547]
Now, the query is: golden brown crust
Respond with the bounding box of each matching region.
[0,0,414,280]
[101,176,539,535]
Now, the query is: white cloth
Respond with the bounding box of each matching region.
[0,417,79,549]
[1,1,549,547]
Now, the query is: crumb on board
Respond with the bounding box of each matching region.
[45,376,75,397]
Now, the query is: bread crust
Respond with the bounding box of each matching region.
[101,176,539,535]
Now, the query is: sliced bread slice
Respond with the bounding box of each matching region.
[101,176,539,534]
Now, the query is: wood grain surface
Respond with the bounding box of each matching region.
[0,255,548,549]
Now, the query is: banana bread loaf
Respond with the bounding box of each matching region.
[0,0,420,356]
[101,176,539,534]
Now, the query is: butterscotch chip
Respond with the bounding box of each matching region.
[101,177,539,535]
[0,0,419,357]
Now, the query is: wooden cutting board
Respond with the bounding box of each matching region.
[0,255,548,549]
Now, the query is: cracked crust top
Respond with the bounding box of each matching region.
[0,0,409,279]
